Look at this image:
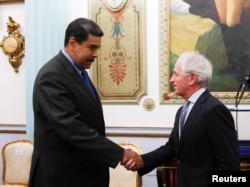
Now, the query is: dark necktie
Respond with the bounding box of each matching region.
[81,70,96,97]
[179,101,190,131]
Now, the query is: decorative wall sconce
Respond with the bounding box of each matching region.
[0,16,25,73]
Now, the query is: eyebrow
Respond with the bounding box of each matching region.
[88,44,100,49]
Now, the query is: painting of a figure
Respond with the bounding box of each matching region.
[160,0,250,103]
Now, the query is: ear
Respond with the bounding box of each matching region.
[188,73,198,85]
[68,37,77,49]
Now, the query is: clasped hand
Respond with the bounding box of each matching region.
[121,148,144,171]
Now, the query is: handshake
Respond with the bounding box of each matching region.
[120,149,144,171]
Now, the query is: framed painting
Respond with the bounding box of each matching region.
[160,0,250,104]
[89,0,147,103]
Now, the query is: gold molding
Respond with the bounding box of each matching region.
[0,130,25,134]
[107,132,170,138]
[0,0,24,2]
[159,0,171,103]
[0,129,170,137]
[0,124,171,137]
[0,124,26,134]
[0,130,170,138]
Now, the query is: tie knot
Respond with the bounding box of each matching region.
[182,101,190,112]
[81,69,87,76]
[184,100,190,107]
[179,101,190,129]
[80,70,96,98]
[81,70,89,81]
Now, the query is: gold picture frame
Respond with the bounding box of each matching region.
[160,0,250,104]
[89,0,147,103]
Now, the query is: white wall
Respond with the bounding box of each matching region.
[0,2,25,124]
[0,0,250,186]
[64,0,250,138]
[1,1,250,134]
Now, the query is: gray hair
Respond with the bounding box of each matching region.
[177,50,213,87]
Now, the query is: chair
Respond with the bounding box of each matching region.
[109,141,143,187]
[1,139,33,187]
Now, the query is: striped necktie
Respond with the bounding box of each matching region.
[179,101,190,131]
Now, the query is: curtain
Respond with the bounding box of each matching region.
[25,0,66,140]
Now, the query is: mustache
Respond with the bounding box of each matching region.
[86,58,95,63]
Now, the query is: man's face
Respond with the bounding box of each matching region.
[170,61,190,97]
[71,34,101,69]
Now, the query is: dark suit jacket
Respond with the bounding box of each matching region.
[139,90,240,187]
[28,51,124,187]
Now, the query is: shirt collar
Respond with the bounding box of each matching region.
[188,88,206,104]
[61,49,82,75]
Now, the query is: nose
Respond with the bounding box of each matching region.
[92,49,98,57]
[170,75,174,82]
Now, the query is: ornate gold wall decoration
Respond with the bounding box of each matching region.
[0,16,25,73]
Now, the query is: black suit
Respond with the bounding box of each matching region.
[139,90,240,187]
[28,51,124,187]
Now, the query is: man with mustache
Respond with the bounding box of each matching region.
[28,17,139,187]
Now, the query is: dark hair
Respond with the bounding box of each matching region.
[64,18,104,46]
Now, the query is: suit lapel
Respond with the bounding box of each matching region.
[57,51,101,105]
[178,90,210,148]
